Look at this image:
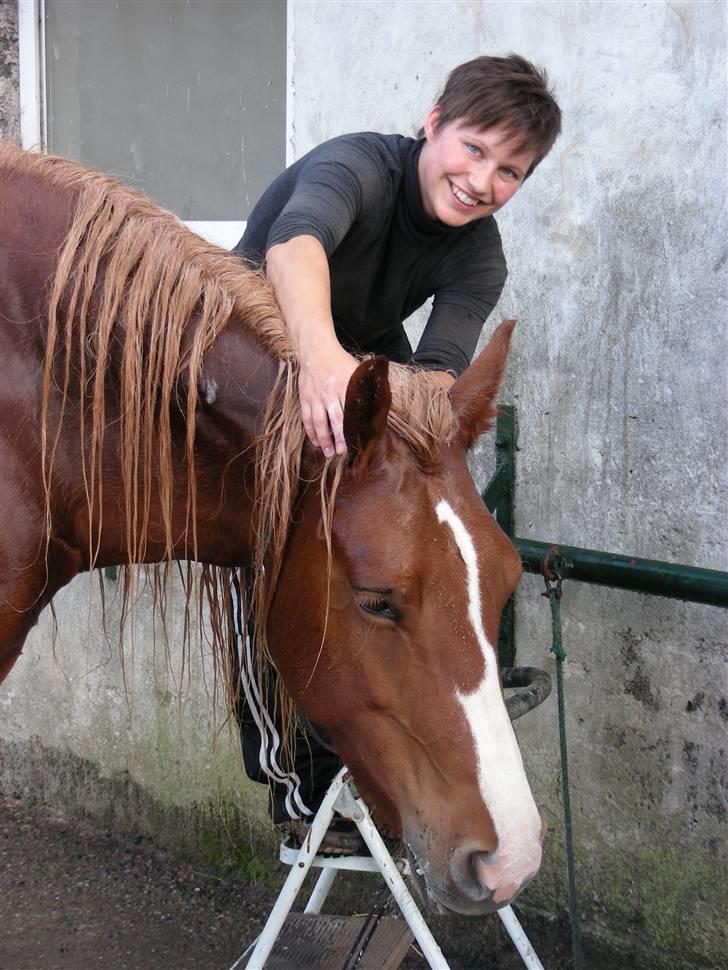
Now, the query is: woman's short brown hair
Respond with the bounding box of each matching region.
[427,54,561,175]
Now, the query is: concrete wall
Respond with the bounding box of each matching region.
[0,571,274,876]
[0,1,19,140]
[2,2,727,967]
[285,1,727,965]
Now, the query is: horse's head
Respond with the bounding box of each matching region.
[267,321,543,915]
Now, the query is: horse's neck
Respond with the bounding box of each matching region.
[177,320,282,567]
[86,317,282,571]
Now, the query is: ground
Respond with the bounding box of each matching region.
[0,795,573,970]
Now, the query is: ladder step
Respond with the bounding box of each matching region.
[244,912,414,970]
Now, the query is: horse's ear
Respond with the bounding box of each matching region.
[344,356,392,470]
[450,320,516,449]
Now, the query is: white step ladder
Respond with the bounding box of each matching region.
[236,767,545,970]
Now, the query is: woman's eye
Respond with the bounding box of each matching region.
[465,143,480,156]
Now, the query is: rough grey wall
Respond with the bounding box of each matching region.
[0,0,19,140]
[1,570,274,873]
[284,2,727,967]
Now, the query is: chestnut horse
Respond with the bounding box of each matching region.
[0,143,542,915]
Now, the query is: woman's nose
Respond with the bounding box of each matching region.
[467,163,496,200]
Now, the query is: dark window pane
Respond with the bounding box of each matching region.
[45,0,286,220]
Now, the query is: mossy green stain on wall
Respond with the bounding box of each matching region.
[623,846,726,968]
[522,829,727,970]
[0,737,280,886]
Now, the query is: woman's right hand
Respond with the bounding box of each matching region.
[298,339,359,457]
[266,236,359,458]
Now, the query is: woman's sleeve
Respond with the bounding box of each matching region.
[265,142,387,257]
[412,226,508,375]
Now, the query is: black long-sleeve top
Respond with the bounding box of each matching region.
[234,132,507,375]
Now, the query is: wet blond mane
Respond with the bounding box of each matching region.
[2,142,454,745]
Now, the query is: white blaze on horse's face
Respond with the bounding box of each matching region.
[435,498,543,904]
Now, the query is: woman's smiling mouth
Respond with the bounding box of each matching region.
[449,180,480,208]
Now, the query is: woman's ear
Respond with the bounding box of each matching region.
[422,105,441,142]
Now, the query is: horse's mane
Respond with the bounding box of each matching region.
[1,141,454,744]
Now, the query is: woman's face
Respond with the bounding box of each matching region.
[418,108,537,227]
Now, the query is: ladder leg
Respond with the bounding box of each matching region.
[336,784,450,970]
[497,906,545,970]
[304,867,338,915]
[246,768,348,969]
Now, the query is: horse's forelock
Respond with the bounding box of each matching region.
[387,364,455,464]
[252,360,455,751]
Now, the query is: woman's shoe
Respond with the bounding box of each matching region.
[283,816,369,857]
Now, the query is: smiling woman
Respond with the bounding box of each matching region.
[417,117,538,225]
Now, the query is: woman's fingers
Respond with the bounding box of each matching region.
[301,396,345,458]
[298,347,358,457]
[326,399,346,456]
[300,400,320,451]
[311,399,336,457]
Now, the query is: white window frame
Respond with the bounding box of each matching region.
[17,0,292,250]
[18,0,44,152]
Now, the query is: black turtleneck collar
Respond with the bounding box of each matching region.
[401,138,471,239]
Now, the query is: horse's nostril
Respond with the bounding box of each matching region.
[446,847,498,903]
[469,848,494,882]
[471,847,542,908]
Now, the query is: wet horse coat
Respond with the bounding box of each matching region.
[0,143,542,914]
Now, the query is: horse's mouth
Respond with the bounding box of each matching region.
[405,845,450,915]
[405,844,504,917]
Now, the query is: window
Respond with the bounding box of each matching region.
[20,0,287,247]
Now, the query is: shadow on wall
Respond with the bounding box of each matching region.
[0,735,279,885]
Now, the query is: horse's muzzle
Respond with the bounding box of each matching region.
[407,838,543,917]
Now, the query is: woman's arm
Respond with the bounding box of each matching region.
[266,235,358,457]
[430,371,455,390]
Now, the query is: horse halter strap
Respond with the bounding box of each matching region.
[298,712,339,756]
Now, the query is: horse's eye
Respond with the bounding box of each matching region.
[358,595,400,622]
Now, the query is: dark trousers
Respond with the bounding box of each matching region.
[229,572,343,824]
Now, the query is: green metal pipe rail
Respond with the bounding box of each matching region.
[483,405,728,613]
[514,538,728,609]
